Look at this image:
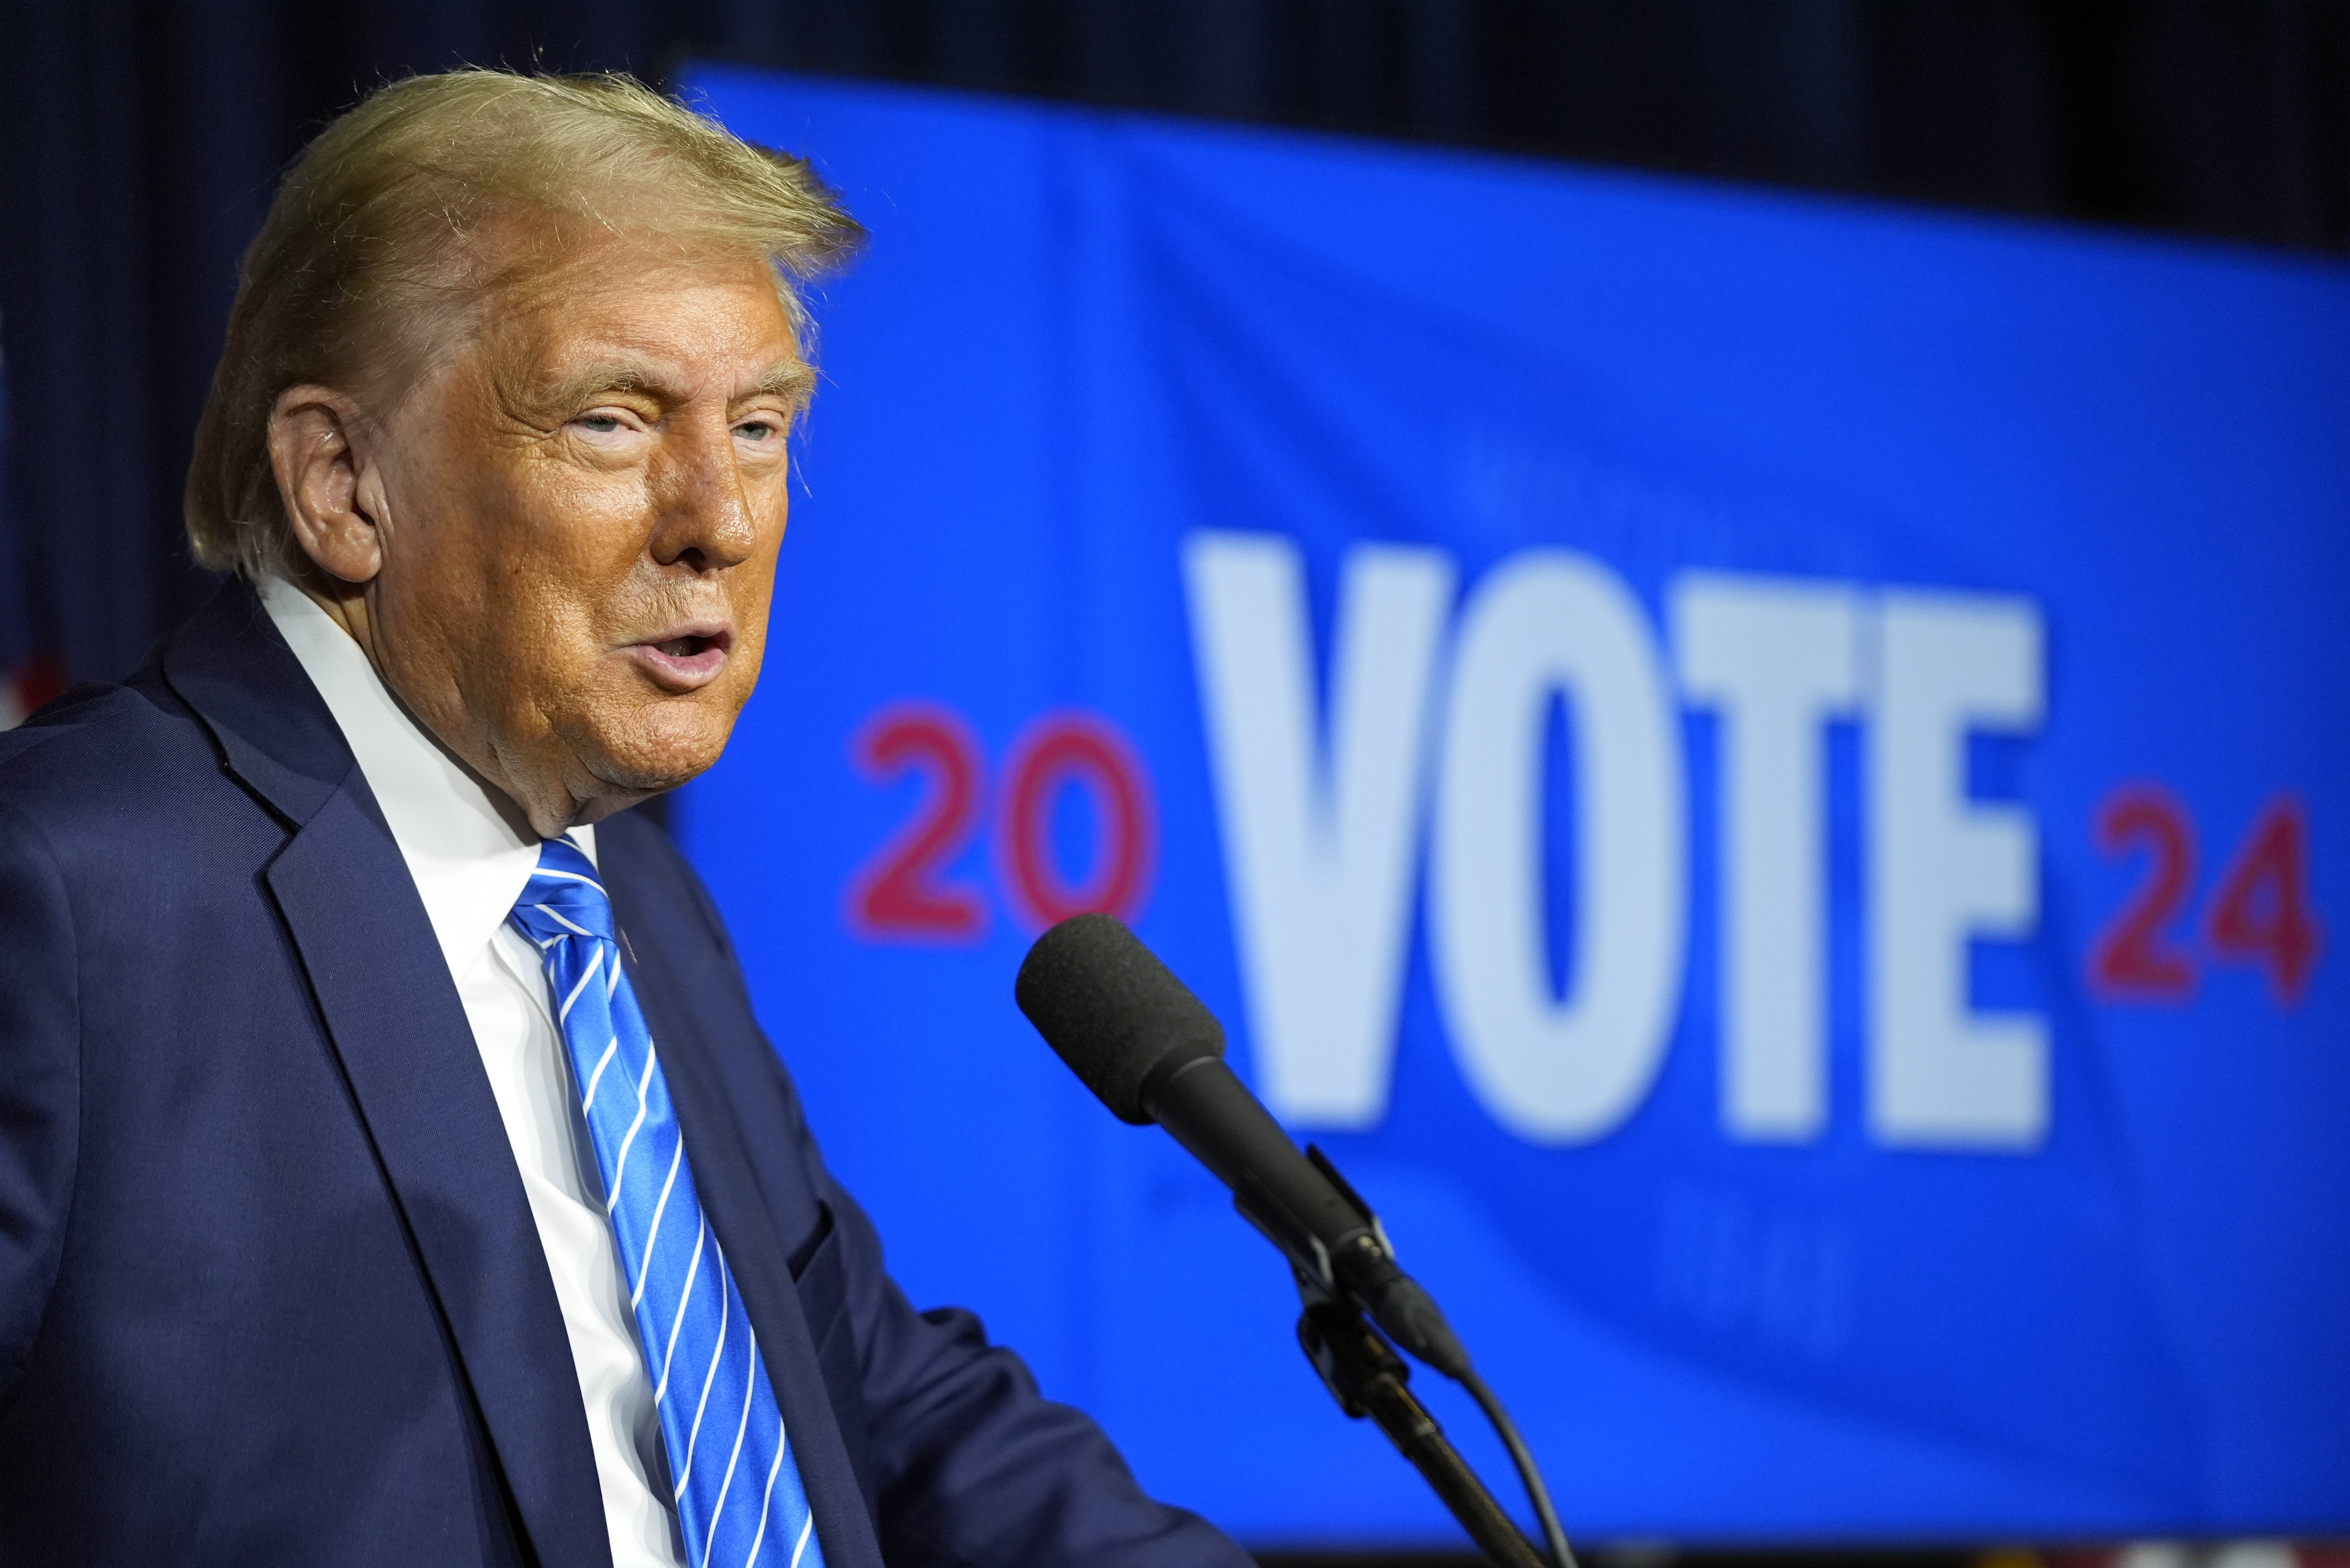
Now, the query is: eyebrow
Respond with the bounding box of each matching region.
[742,357,817,410]
[535,355,815,418]
[537,361,673,411]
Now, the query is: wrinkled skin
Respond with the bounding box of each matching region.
[267,236,807,837]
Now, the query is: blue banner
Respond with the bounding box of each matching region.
[678,65,2350,1544]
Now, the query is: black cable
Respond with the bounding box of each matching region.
[1457,1366,1577,1568]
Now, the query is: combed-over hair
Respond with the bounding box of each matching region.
[185,68,864,582]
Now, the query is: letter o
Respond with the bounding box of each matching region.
[1429,550,1687,1145]
[999,714,1158,929]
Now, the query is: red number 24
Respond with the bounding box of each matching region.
[2090,786,2321,1007]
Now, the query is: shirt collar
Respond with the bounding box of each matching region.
[259,576,598,977]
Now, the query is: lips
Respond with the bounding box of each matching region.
[626,621,733,691]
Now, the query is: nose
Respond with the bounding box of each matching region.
[646,410,763,574]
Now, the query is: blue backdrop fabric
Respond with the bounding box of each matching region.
[677,66,2350,1544]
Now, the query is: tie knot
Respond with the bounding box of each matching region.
[509,835,616,947]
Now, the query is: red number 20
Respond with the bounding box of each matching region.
[846,703,1157,942]
[997,716,1156,930]
[846,705,990,940]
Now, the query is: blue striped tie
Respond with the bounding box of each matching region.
[509,836,824,1568]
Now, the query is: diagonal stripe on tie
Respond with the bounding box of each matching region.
[510,835,824,1568]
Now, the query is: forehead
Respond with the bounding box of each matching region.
[477,242,801,394]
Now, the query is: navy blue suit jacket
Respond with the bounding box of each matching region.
[0,583,1251,1568]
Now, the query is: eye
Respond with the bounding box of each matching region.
[734,416,786,447]
[568,407,644,444]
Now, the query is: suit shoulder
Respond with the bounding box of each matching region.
[598,807,709,903]
[0,678,233,844]
[598,807,736,952]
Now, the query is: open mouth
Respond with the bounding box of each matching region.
[629,625,734,689]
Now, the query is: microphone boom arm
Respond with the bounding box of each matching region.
[1152,1063,1578,1568]
[1295,1296,1548,1568]
[1271,1144,1580,1568]
[1011,915,1575,1568]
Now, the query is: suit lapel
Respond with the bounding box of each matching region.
[617,927,885,1568]
[166,583,611,1568]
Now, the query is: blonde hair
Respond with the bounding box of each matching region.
[185,69,864,582]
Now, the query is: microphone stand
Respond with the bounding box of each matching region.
[1236,1144,1569,1568]
[1292,1288,1549,1568]
[1012,917,1572,1566]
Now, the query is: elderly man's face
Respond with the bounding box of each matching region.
[277,238,806,835]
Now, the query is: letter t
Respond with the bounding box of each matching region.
[1674,573,1862,1143]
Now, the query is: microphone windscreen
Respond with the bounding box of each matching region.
[1015,913,1225,1124]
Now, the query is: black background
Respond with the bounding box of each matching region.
[2,0,2342,686]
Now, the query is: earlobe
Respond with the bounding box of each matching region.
[268,385,384,584]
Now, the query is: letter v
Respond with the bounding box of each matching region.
[1182,531,1455,1127]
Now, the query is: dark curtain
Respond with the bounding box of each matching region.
[2,0,2342,684]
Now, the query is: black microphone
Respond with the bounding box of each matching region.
[1015,912,1470,1380]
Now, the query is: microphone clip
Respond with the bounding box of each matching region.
[1284,1208,1548,1568]
[1229,1142,1396,1299]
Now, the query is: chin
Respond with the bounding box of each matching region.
[589,699,737,794]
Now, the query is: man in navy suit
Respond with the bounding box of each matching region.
[0,69,1252,1568]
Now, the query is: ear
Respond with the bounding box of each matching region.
[267,385,383,584]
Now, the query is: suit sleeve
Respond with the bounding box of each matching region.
[643,818,1253,1568]
[0,802,79,1403]
[811,1166,1253,1568]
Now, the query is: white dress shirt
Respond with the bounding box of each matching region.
[261,578,687,1568]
